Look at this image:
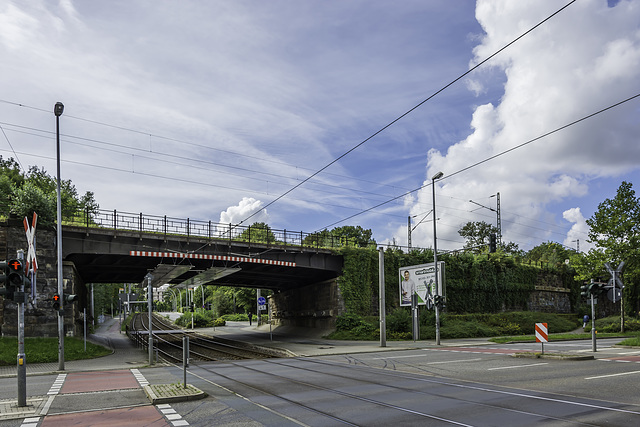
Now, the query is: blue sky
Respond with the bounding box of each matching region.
[1,0,639,252]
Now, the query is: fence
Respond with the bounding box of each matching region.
[67,208,370,251]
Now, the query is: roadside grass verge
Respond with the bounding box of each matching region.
[490,331,636,344]
[0,337,112,366]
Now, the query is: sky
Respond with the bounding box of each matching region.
[1,0,639,253]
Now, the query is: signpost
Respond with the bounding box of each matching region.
[535,323,548,354]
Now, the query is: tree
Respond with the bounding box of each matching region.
[303,225,375,248]
[1,161,99,227]
[10,181,56,227]
[0,156,23,211]
[238,222,277,244]
[580,181,640,316]
[458,221,496,252]
[458,221,521,255]
[526,242,576,268]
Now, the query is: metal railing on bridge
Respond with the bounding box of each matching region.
[64,208,372,251]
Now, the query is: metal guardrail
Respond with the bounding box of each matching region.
[65,208,371,251]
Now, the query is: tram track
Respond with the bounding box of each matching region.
[190,355,640,426]
[128,312,286,363]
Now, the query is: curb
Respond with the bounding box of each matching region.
[143,384,207,405]
[511,352,594,361]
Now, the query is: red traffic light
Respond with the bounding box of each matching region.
[8,259,22,272]
[52,294,61,310]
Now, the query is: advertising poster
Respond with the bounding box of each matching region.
[399,262,445,306]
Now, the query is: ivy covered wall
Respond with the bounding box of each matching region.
[337,247,581,315]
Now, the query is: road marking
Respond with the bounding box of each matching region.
[488,363,548,370]
[370,354,483,364]
[585,370,640,380]
[425,358,484,365]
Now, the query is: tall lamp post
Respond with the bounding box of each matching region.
[54,102,65,370]
[432,171,444,346]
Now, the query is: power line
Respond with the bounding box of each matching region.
[318,92,640,230]
[237,0,578,226]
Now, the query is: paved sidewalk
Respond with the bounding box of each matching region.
[0,315,496,423]
[0,316,149,379]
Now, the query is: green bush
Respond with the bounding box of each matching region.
[386,308,411,334]
[175,310,225,328]
[335,313,365,331]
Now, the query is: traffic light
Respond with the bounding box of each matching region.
[489,234,497,253]
[591,283,607,296]
[6,259,29,301]
[434,295,446,309]
[52,294,61,310]
[0,260,8,299]
[580,283,591,298]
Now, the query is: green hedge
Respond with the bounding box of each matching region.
[337,248,581,316]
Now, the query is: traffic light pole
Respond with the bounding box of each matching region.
[16,252,26,407]
[591,293,596,352]
[146,273,154,365]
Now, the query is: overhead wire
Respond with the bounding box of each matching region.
[318,91,640,231]
[237,0,579,226]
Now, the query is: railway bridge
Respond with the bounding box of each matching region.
[1,210,349,337]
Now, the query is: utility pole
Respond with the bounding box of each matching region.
[469,192,501,246]
[378,247,386,347]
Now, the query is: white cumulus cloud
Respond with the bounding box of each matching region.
[219,197,269,225]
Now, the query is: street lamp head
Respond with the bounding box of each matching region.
[54,102,64,117]
[432,171,444,181]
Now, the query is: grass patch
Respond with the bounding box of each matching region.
[618,336,640,346]
[0,337,112,366]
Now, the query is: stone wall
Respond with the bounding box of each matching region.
[1,217,85,337]
[269,278,345,329]
[527,286,571,313]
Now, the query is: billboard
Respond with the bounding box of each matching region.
[399,262,445,306]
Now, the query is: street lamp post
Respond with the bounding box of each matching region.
[54,102,65,371]
[432,171,443,346]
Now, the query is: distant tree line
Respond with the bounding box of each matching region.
[0,156,99,228]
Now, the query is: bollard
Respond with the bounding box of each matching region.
[183,336,189,388]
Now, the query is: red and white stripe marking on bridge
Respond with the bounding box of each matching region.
[130,250,296,267]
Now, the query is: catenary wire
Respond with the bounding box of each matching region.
[318,92,640,231]
[237,0,578,226]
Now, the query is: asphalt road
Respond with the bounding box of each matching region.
[164,339,640,426]
[2,334,639,426]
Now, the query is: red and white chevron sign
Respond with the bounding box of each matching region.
[129,251,296,267]
[535,322,548,343]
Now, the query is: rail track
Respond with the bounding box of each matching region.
[127,312,287,364]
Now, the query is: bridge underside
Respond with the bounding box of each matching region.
[63,226,343,291]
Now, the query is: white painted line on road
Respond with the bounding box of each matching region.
[488,363,548,371]
[585,370,640,380]
[425,358,484,365]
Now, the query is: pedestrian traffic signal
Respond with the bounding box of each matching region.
[489,233,497,253]
[580,283,591,298]
[0,260,9,299]
[52,294,61,310]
